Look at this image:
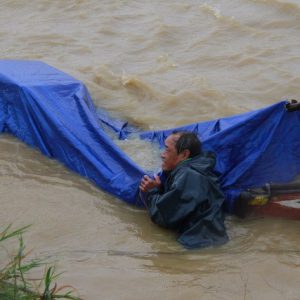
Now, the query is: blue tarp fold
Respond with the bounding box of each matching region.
[1,60,300,213]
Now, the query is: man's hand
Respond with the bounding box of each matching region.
[139,175,161,193]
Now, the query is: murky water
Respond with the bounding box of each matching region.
[0,1,299,299]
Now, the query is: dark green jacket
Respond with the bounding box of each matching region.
[145,152,228,249]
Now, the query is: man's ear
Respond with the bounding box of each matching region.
[180,149,190,160]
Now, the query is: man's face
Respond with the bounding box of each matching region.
[161,134,183,171]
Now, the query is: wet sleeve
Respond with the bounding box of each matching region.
[145,171,201,229]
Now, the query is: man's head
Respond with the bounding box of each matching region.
[161,131,202,171]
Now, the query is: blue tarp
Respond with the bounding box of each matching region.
[1,60,300,212]
[0,60,144,205]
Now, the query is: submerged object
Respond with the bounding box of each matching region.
[1,60,300,220]
[238,182,300,220]
[252,193,300,220]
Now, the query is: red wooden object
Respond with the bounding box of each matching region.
[252,193,300,220]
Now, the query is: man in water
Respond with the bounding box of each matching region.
[139,131,228,249]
